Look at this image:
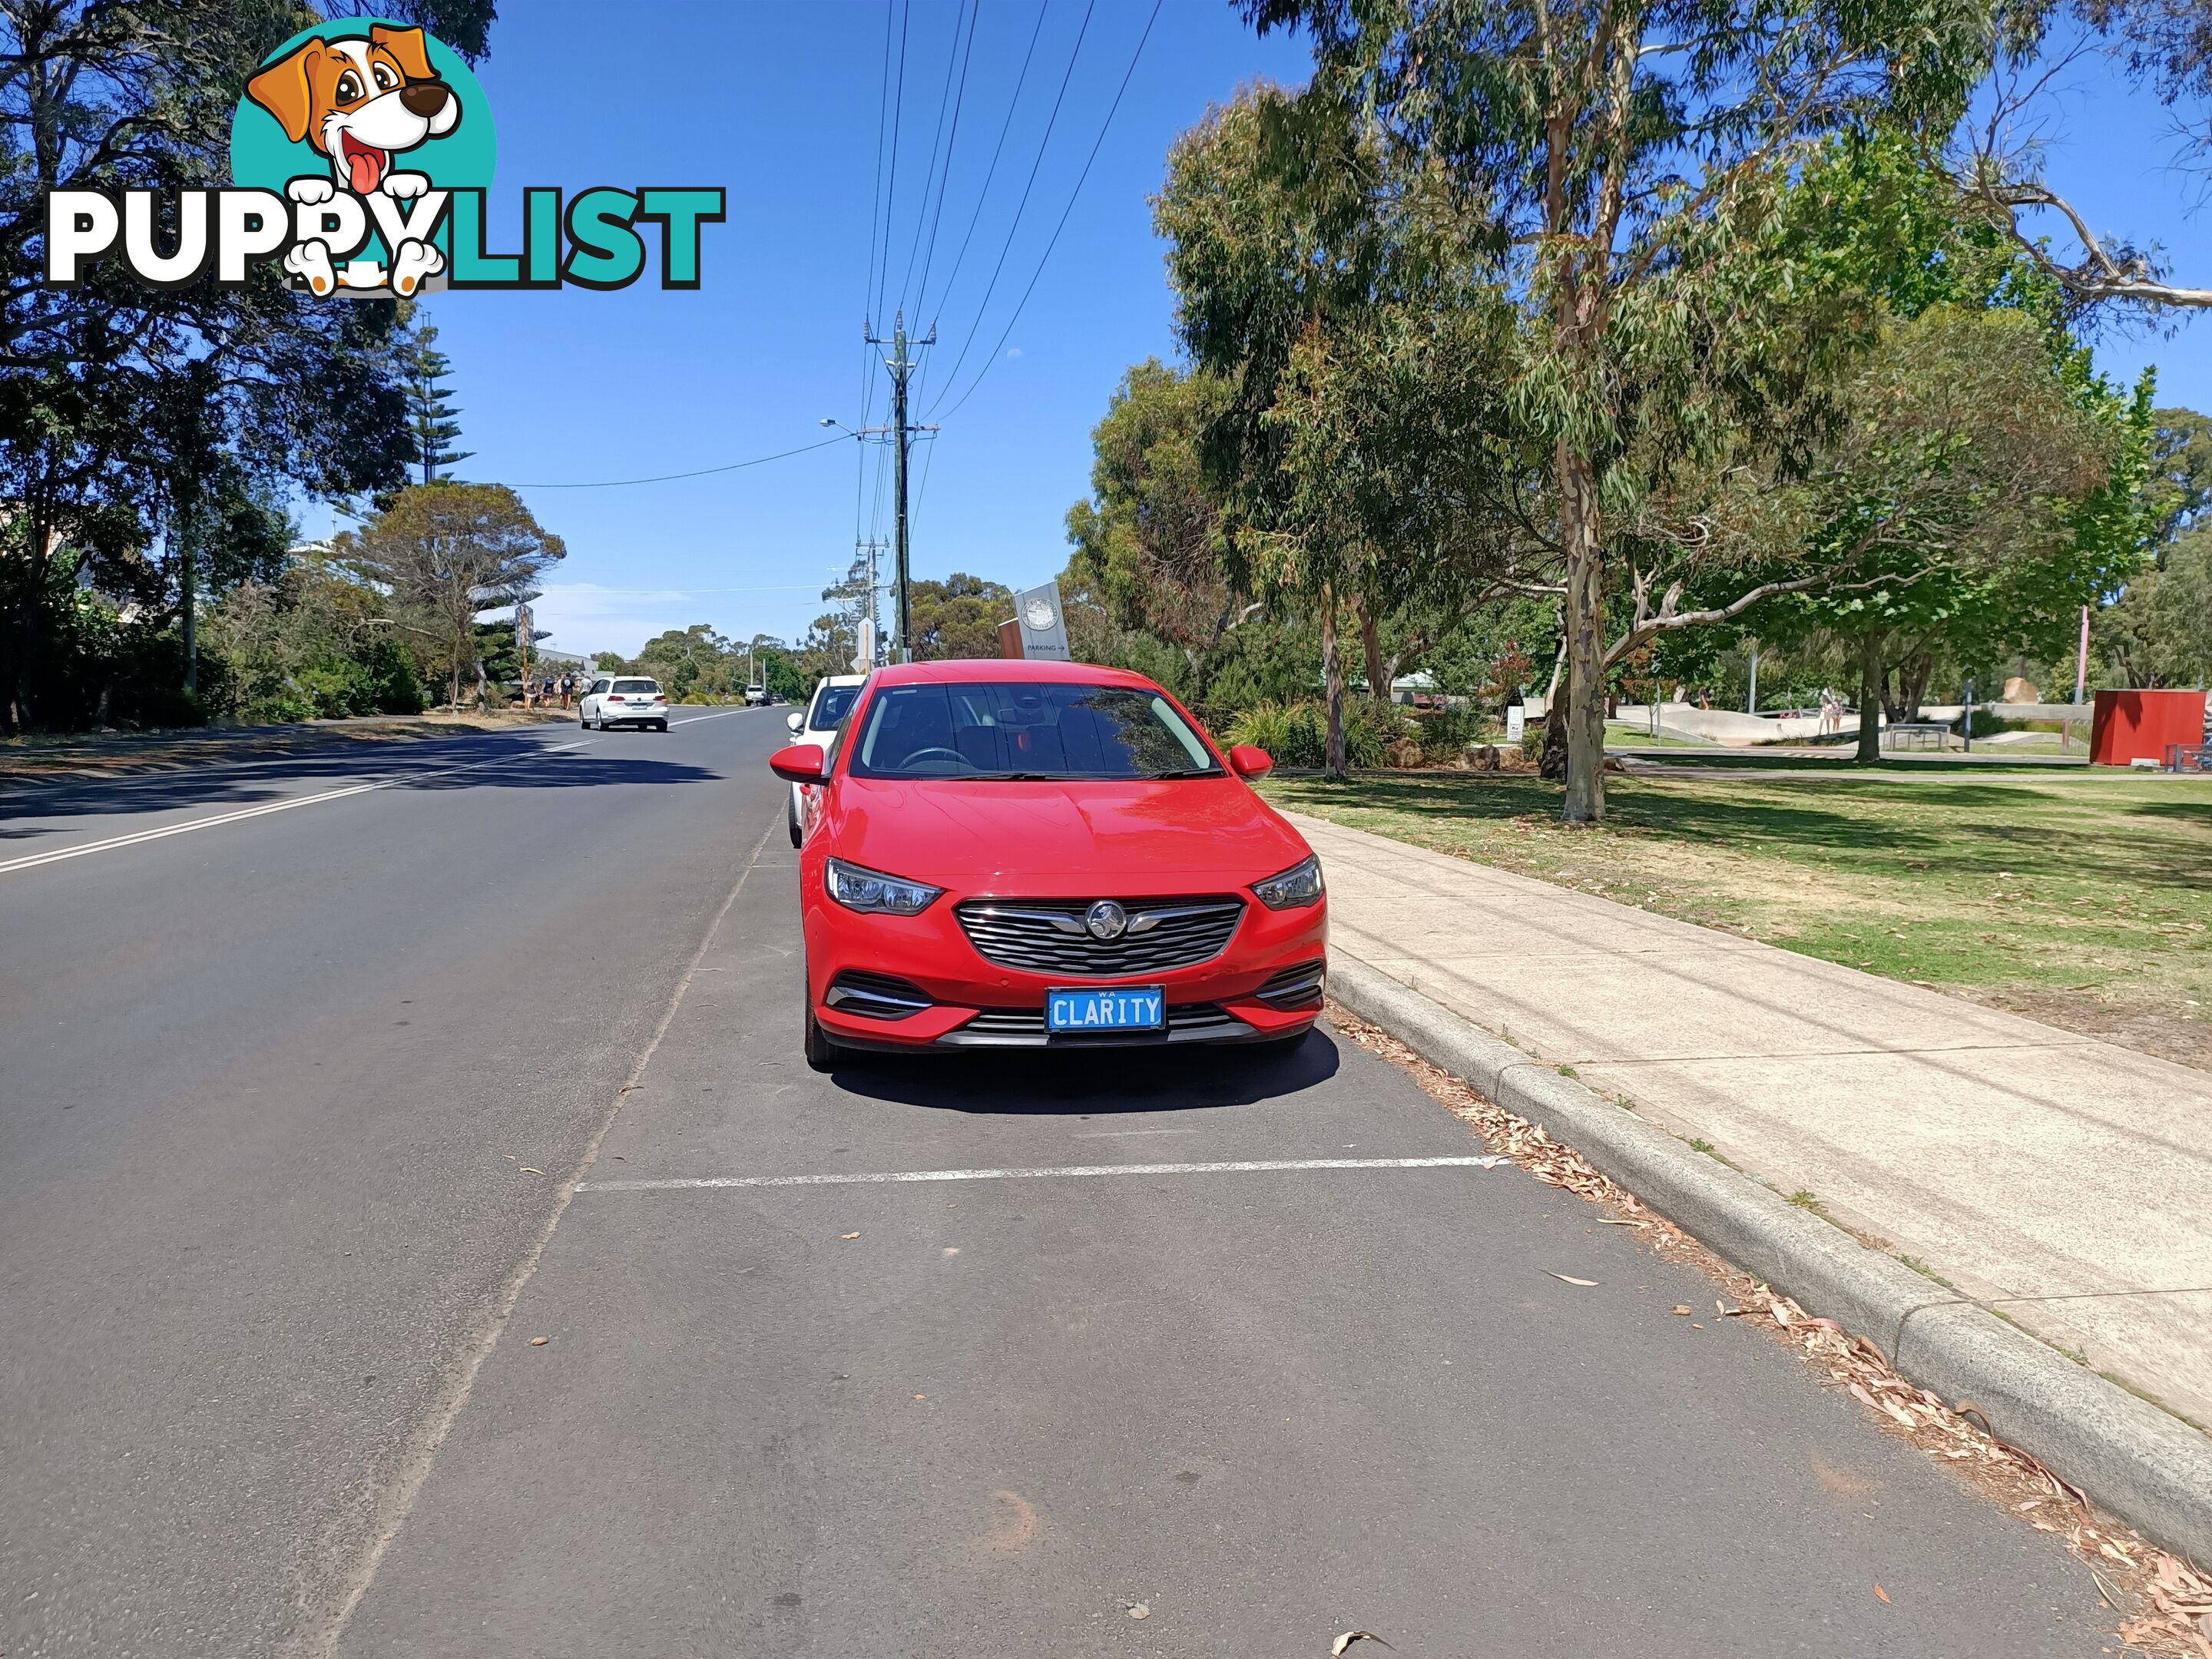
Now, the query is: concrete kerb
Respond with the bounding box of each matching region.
[1326,953,2212,1570]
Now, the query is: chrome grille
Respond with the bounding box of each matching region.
[955,896,1245,975]
[942,1002,1249,1047]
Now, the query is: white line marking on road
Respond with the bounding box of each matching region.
[1071,1127,1201,1139]
[578,1156,1511,1193]
[314,811,784,1656]
[670,707,753,724]
[0,739,597,877]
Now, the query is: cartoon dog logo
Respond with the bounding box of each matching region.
[244,25,459,296]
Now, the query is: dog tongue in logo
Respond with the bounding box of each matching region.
[340,131,386,194]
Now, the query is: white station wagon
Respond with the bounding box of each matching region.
[581,677,669,732]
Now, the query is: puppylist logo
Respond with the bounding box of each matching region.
[45,19,723,298]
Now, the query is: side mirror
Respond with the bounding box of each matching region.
[786,710,804,734]
[769,743,827,784]
[1228,744,1273,779]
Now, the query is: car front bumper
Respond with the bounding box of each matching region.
[805,887,1327,1051]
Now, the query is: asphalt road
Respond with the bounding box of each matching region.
[1,707,2108,1657]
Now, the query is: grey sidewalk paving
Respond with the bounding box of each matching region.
[1290,810,2212,1437]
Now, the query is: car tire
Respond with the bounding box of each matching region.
[804,1005,843,1073]
[654,720,668,733]
[787,800,803,848]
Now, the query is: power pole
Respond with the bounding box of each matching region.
[864,312,934,662]
[854,536,887,667]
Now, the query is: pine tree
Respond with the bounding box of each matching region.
[396,313,473,485]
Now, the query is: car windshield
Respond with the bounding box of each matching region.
[849,681,1221,781]
[809,684,861,730]
[612,679,659,694]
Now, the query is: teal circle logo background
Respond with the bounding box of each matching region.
[228,19,495,195]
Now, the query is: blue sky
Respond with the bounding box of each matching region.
[301,2,2210,658]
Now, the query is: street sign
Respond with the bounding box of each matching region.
[1008,581,1071,662]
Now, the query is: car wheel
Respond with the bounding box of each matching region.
[804,1005,843,1073]
[654,720,668,732]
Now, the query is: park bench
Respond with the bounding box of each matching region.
[2166,742,2212,773]
[1883,722,1952,751]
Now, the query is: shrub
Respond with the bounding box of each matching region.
[1225,697,1406,768]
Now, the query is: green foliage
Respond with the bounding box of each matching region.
[0,2,418,730]
[2104,525,2212,687]
[340,482,565,706]
[394,308,472,488]
[1225,697,1406,767]
[908,574,1015,661]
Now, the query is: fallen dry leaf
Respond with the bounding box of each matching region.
[1672,1305,1694,1316]
[1550,1273,1598,1286]
[1333,1634,1394,1655]
[840,1232,860,1240]
[1597,1217,1647,1227]
[518,1167,542,1175]
[528,1336,548,1347]
[1873,1584,1891,1604]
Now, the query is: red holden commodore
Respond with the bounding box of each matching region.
[770,660,1326,1070]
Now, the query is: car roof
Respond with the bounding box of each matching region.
[816,674,867,688]
[869,659,1156,690]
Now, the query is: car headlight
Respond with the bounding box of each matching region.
[826,857,942,916]
[1252,853,1324,910]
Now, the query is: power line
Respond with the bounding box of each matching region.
[922,0,1098,402]
[515,434,849,489]
[922,0,1054,329]
[897,0,981,317]
[930,0,1162,422]
[862,0,896,357]
[906,0,983,320]
[871,0,913,334]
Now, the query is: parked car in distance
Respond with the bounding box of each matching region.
[769,660,1326,1070]
[784,674,866,846]
[581,676,669,732]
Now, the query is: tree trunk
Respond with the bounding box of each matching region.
[1358,601,1387,703]
[1558,443,1606,822]
[1539,697,1569,780]
[1320,586,1347,780]
[1855,629,1885,764]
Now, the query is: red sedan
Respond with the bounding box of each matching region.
[769,661,1327,1070]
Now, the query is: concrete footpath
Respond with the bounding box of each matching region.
[1291,813,2212,1442]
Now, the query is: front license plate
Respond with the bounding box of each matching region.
[1047,985,1165,1033]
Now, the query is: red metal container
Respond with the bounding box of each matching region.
[2088,689,2208,766]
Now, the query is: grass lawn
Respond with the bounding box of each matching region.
[1261,767,2212,1072]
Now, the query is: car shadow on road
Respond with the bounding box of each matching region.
[828,1030,1341,1114]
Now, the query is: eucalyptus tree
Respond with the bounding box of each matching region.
[341,482,563,707]
[1157,83,1541,777]
[1246,0,1990,817]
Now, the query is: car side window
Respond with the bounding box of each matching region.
[588,678,611,696]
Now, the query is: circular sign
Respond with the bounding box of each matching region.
[1025,597,1056,631]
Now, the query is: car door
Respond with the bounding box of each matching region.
[584,677,610,721]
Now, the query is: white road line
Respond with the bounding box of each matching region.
[669,707,753,724]
[578,1156,1511,1193]
[0,739,597,877]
